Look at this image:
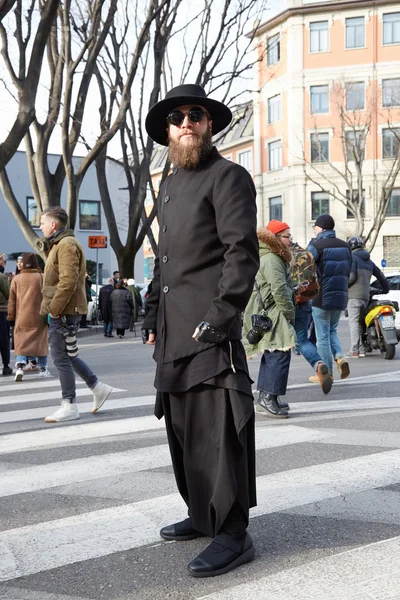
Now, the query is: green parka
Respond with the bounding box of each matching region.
[242,230,296,357]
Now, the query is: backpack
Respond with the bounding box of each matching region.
[291,243,319,303]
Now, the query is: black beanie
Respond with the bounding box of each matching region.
[315,214,335,230]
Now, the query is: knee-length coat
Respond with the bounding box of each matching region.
[7,269,48,356]
[142,147,259,368]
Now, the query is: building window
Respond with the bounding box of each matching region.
[268,140,282,171]
[310,21,329,53]
[268,94,281,124]
[310,85,329,114]
[238,149,252,175]
[383,235,400,268]
[345,130,365,161]
[144,256,155,280]
[346,82,365,110]
[346,189,365,219]
[79,200,101,230]
[346,17,365,49]
[382,78,400,107]
[311,191,330,221]
[383,13,400,45]
[382,128,400,159]
[269,196,282,221]
[387,189,400,216]
[26,197,40,228]
[311,133,329,163]
[267,33,280,66]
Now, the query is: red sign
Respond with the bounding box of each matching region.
[88,236,107,249]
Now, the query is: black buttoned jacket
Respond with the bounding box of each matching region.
[143,148,259,364]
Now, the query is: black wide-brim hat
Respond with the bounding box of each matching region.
[145,84,232,146]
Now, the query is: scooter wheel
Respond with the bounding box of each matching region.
[384,344,396,360]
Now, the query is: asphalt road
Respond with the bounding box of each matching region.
[1,318,400,599]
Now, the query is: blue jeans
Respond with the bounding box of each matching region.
[103,321,113,335]
[312,307,344,374]
[294,301,322,370]
[15,355,47,368]
[49,315,98,403]
[257,350,291,396]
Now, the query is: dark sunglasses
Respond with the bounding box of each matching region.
[167,107,210,126]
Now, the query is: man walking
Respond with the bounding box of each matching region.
[38,207,112,422]
[307,215,351,382]
[142,84,259,577]
[291,242,332,394]
[346,236,389,358]
[0,253,12,376]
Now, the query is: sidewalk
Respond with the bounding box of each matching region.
[76,323,141,339]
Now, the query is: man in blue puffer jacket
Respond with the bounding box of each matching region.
[307,214,352,381]
[346,236,389,358]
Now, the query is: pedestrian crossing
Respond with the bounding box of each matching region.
[1,373,400,598]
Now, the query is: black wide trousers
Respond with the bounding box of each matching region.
[158,384,256,538]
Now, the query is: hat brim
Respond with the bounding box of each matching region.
[145,96,232,146]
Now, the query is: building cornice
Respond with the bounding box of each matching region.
[254,0,400,36]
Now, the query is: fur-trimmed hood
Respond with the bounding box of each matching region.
[257,229,292,264]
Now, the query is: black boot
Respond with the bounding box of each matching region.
[257,391,289,418]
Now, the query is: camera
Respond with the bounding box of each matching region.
[246,312,272,345]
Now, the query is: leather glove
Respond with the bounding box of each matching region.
[194,321,226,344]
[141,328,156,344]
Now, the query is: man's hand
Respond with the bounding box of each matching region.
[50,314,58,319]
[192,327,199,340]
[141,328,156,345]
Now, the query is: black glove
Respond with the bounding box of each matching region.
[141,328,156,344]
[194,321,226,344]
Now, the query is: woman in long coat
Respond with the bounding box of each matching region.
[110,280,133,338]
[243,220,296,418]
[7,253,49,381]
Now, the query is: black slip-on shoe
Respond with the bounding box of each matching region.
[187,532,255,577]
[160,518,205,541]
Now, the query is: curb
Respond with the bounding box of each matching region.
[76,323,142,339]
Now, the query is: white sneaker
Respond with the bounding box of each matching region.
[92,381,113,413]
[44,402,80,423]
[39,368,52,378]
[14,368,24,382]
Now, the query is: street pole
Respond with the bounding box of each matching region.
[96,246,99,298]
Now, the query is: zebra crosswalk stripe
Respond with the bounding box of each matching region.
[1,374,400,595]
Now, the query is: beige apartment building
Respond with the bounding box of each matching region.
[253,0,400,268]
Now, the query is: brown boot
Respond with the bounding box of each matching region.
[336,357,350,380]
[316,362,333,395]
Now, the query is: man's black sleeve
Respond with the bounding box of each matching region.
[372,263,390,294]
[348,256,358,287]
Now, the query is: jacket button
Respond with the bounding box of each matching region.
[163,286,169,293]
[162,225,167,233]
[162,255,168,263]
[164,196,170,203]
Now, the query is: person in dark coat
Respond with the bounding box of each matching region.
[142,84,259,577]
[110,280,133,338]
[346,236,389,357]
[80,272,92,329]
[99,277,115,337]
[307,214,352,381]
[0,252,12,376]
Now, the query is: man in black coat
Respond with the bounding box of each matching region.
[99,277,114,337]
[142,84,259,577]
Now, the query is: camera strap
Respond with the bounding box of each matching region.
[254,281,275,314]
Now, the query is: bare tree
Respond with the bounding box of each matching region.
[95,0,268,277]
[303,81,400,250]
[0,0,169,253]
[0,0,59,170]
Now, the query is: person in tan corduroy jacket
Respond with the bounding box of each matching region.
[37,207,112,424]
